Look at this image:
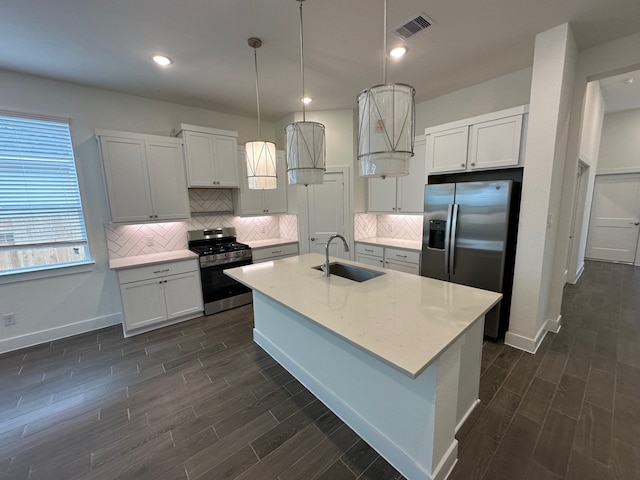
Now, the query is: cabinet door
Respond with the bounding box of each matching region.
[426,127,469,174]
[120,278,167,331]
[397,138,427,213]
[212,135,239,187]
[264,151,288,214]
[163,271,204,320]
[146,141,190,221]
[469,115,523,170]
[384,260,420,275]
[368,177,398,213]
[356,254,384,268]
[99,136,154,223]
[183,132,215,187]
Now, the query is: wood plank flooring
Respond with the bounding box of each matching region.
[0,260,638,479]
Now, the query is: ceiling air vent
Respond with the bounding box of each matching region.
[393,13,435,41]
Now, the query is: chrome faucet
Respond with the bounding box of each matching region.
[324,234,350,277]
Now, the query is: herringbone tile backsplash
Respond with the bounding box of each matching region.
[354,213,423,241]
[106,189,299,258]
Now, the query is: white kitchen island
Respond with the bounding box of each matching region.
[225,253,501,480]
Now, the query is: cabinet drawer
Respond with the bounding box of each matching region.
[384,248,420,265]
[355,243,384,258]
[117,259,199,284]
[252,243,299,262]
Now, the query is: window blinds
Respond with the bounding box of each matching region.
[0,113,89,270]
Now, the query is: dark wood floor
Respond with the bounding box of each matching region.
[0,260,638,480]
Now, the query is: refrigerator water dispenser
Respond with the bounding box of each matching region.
[428,219,447,250]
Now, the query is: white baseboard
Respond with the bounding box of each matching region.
[504,321,549,354]
[0,313,122,354]
[546,315,562,333]
[456,398,481,433]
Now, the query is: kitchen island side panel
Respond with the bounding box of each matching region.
[252,291,462,480]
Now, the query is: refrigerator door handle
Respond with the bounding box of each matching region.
[449,204,459,275]
[444,204,453,274]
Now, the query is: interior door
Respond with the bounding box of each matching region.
[307,171,348,259]
[586,173,640,263]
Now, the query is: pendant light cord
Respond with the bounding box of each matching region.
[298,0,306,121]
[252,46,262,140]
[383,0,387,84]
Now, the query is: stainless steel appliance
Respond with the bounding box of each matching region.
[187,228,252,315]
[421,180,514,339]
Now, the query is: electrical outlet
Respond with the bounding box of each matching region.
[4,313,16,326]
[387,222,393,232]
[260,224,265,234]
[145,235,155,247]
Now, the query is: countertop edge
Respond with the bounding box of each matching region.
[356,237,422,252]
[109,250,199,270]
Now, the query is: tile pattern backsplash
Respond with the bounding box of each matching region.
[189,188,233,213]
[354,213,423,242]
[354,213,377,239]
[106,188,300,258]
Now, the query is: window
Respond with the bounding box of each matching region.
[0,112,90,274]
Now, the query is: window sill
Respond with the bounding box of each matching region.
[0,261,96,285]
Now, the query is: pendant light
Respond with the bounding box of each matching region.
[246,37,277,189]
[285,0,326,186]
[357,0,415,179]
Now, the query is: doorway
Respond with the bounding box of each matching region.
[586,173,640,264]
[297,167,351,259]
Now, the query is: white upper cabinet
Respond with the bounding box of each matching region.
[368,136,426,214]
[468,115,523,170]
[426,127,469,174]
[174,124,239,187]
[425,105,528,176]
[97,130,190,224]
[234,149,287,216]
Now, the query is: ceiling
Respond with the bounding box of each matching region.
[2,0,640,121]
[599,69,640,113]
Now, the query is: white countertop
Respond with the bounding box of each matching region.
[225,253,501,378]
[245,238,298,249]
[356,237,422,251]
[109,250,198,270]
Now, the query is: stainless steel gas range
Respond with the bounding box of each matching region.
[187,228,253,315]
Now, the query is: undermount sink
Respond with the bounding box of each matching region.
[313,262,385,282]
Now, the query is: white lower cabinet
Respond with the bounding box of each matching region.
[355,243,384,268]
[252,243,299,263]
[117,259,203,335]
[384,247,421,275]
[355,243,420,275]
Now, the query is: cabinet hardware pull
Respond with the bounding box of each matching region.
[272,250,282,254]
[396,254,407,258]
[470,162,475,166]
[364,249,373,252]
[460,163,465,167]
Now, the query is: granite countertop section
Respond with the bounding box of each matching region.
[225,253,501,378]
[109,250,199,270]
[356,237,422,251]
[245,238,298,249]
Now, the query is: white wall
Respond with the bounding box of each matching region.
[0,69,277,353]
[415,68,533,131]
[567,81,605,282]
[598,108,640,173]
[506,23,577,352]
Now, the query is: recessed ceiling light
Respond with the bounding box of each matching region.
[622,77,634,85]
[301,97,313,104]
[389,47,407,58]
[152,55,172,66]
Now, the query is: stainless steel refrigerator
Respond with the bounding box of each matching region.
[421,180,515,339]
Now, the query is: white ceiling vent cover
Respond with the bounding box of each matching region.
[393,13,435,41]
